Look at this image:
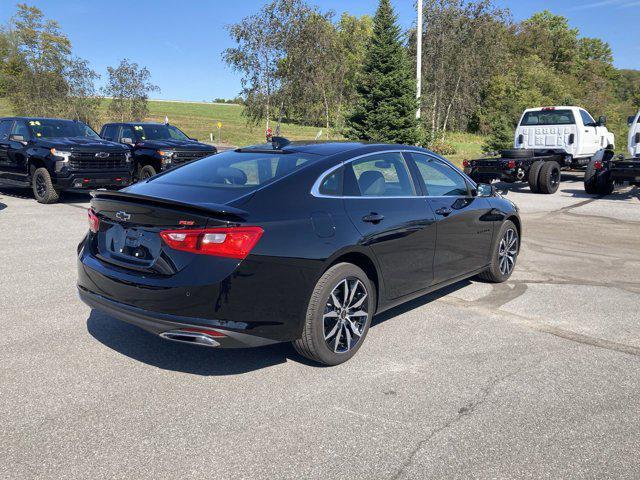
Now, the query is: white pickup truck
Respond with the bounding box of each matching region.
[464,106,615,194]
[628,110,639,158]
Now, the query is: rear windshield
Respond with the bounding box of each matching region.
[149,150,321,190]
[520,110,575,126]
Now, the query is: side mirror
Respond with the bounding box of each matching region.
[9,134,25,142]
[628,116,636,126]
[121,137,134,145]
[597,115,607,126]
[475,183,495,197]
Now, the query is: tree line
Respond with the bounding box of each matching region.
[225,0,640,152]
[0,4,159,128]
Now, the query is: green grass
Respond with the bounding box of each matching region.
[446,131,486,167]
[0,97,489,159]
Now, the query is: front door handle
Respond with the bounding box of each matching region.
[362,213,384,224]
[435,207,452,217]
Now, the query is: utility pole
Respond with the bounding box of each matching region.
[416,0,423,120]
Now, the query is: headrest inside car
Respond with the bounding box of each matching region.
[358,170,386,196]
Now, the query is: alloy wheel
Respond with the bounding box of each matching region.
[323,277,369,354]
[35,173,47,198]
[498,228,518,275]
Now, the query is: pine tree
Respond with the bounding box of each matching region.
[345,0,418,144]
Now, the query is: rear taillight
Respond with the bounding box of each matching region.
[507,160,516,169]
[462,160,470,168]
[594,161,603,170]
[88,208,99,233]
[518,134,524,145]
[159,226,264,259]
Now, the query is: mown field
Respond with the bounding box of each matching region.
[0,97,483,165]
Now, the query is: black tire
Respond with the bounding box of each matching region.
[501,149,534,159]
[527,160,544,193]
[538,161,561,194]
[477,220,519,283]
[584,159,598,194]
[139,165,157,180]
[293,263,375,366]
[32,167,60,204]
[596,171,614,195]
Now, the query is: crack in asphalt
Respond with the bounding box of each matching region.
[390,367,527,480]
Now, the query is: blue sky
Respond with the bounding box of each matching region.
[0,0,638,101]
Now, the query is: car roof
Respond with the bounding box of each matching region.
[239,140,428,157]
[104,122,166,126]
[1,116,77,122]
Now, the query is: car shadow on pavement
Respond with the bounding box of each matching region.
[86,310,315,375]
[0,186,91,204]
[494,173,581,196]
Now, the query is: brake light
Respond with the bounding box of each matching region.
[88,208,99,233]
[507,160,516,169]
[462,160,470,168]
[541,107,555,111]
[160,226,264,259]
[594,161,603,170]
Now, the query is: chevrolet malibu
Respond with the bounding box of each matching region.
[77,139,521,365]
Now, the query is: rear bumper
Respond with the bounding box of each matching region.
[78,286,279,348]
[53,171,132,190]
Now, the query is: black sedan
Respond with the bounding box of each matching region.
[77,139,521,365]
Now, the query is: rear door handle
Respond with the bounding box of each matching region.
[362,213,384,224]
[435,207,452,217]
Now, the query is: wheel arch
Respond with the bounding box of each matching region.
[506,215,522,250]
[325,249,382,313]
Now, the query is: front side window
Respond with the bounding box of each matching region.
[580,109,595,126]
[0,120,13,141]
[27,120,100,139]
[345,152,416,197]
[412,154,469,197]
[520,110,575,126]
[149,150,319,190]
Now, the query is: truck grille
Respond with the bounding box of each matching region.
[68,152,128,170]
[172,150,213,166]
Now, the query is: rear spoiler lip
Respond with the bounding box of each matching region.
[90,190,249,220]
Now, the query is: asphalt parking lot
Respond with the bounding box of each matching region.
[1,173,639,480]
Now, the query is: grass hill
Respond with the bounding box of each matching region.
[0,97,482,164]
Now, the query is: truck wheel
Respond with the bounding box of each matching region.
[477,220,519,283]
[527,161,544,193]
[584,159,598,194]
[32,167,60,204]
[596,171,614,195]
[139,165,157,180]
[293,263,375,366]
[538,161,561,194]
[501,149,533,159]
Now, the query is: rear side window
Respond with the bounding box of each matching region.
[151,150,320,190]
[344,152,416,197]
[319,168,343,196]
[412,154,469,197]
[521,110,575,126]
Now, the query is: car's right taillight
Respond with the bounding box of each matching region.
[88,208,99,233]
[160,226,264,259]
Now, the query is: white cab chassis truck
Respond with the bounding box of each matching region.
[464,106,615,194]
[583,111,640,195]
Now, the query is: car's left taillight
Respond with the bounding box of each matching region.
[159,226,263,259]
[88,208,99,233]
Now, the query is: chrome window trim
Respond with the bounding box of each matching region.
[310,149,477,199]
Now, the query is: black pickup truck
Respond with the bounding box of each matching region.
[100,122,217,181]
[0,117,132,203]
[464,149,569,194]
[584,148,640,195]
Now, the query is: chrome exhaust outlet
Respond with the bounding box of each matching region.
[159,330,220,347]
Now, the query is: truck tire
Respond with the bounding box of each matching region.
[596,171,614,195]
[527,160,544,193]
[32,167,60,204]
[538,161,561,194]
[501,149,533,159]
[584,159,598,194]
[477,220,519,283]
[139,165,157,180]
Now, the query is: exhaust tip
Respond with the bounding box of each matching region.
[160,330,221,347]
